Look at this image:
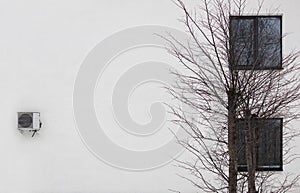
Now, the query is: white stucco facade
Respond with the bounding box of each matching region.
[0,0,299,192]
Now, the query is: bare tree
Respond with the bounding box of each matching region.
[164,0,300,192]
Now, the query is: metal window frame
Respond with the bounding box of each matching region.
[229,15,283,70]
[236,118,283,172]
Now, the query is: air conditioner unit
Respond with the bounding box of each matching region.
[18,112,41,131]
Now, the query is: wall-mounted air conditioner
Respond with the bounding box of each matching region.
[17,112,41,136]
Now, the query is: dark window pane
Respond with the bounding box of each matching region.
[257,18,281,68]
[236,121,247,168]
[230,16,282,70]
[256,119,282,169]
[236,118,282,171]
[231,18,255,67]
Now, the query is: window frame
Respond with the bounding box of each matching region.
[235,118,283,172]
[229,15,283,70]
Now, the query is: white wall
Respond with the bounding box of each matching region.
[0,0,299,192]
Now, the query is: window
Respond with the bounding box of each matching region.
[230,16,282,70]
[236,118,283,172]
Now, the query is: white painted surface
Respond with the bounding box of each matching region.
[32,112,40,129]
[0,0,299,192]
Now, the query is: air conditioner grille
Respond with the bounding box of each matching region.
[18,113,33,128]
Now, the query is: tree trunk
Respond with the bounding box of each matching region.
[245,110,256,193]
[228,89,237,193]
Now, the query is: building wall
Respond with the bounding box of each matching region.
[0,0,299,192]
